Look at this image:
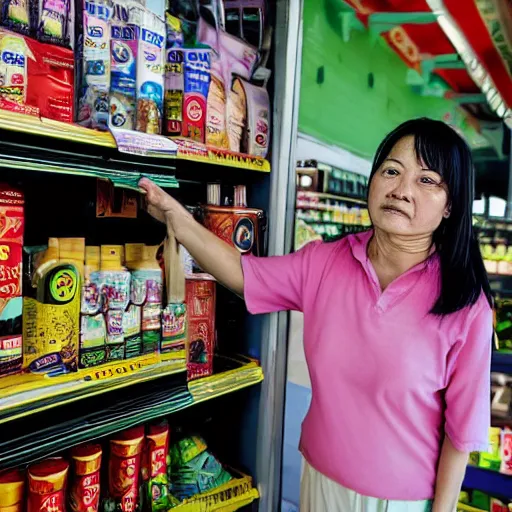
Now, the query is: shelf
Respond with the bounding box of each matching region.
[457,504,486,512]
[463,465,512,499]
[0,355,263,470]
[492,351,512,373]
[298,190,367,205]
[0,110,270,173]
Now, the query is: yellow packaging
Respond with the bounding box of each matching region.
[125,244,145,270]
[479,427,501,471]
[101,246,125,271]
[58,238,85,276]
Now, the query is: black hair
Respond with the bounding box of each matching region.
[369,117,492,316]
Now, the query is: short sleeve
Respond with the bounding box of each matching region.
[241,241,322,314]
[444,298,493,453]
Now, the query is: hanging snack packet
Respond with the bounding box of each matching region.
[78,0,113,130]
[1,0,31,35]
[165,12,182,49]
[226,77,246,153]
[136,9,165,135]
[181,48,210,143]
[197,17,228,149]
[37,0,71,47]
[0,31,29,106]
[109,1,141,130]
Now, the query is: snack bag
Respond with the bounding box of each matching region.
[1,0,31,35]
[181,48,210,143]
[136,10,164,134]
[0,186,24,377]
[78,0,113,130]
[37,0,72,47]
[0,469,24,512]
[161,303,186,354]
[0,30,29,107]
[501,429,512,475]
[109,1,141,130]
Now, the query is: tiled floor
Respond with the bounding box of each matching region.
[282,312,311,510]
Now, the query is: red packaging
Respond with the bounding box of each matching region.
[109,427,145,512]
[69,444,102,512]
[28,458,69,512]
[0,29,74,123]
[186,276,216,381]
[0,185,24,377]
[500,429,512,475]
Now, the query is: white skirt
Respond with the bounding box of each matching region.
[300,461,433,512]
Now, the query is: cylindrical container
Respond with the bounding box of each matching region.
[28,458,69,512]
[0,469,24,512]
[69,444,102,512]
[109,427,145,512]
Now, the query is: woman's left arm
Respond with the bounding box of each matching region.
[432,436,468,512]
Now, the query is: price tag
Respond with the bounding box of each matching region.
[110,128,178,157]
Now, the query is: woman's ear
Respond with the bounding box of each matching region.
[443,203,452,219]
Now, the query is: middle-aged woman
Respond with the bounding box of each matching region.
[139,118,493,512]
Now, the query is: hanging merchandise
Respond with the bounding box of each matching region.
[0,0,32,35]
[78,0,113,130]
[109,1,142,131]
[37,0,73,48]
[166,0,198,47]
[181,48,211,143]
[0,186,24,378]
[136,10,165,134]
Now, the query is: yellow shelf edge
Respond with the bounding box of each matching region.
[0,356,186,424]
[0,111,271,172]
[457,504,487,512]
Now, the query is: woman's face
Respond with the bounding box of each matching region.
[368,135,450,237]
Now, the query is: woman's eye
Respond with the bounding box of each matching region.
[420,177,437,185]
[383,168,398,176]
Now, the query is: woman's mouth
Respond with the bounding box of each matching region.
[381,205,409,218]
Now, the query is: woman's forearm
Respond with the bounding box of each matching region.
[432,436,469,512]
[169,211,244,296]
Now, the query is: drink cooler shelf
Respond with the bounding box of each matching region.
[0,355,263,470]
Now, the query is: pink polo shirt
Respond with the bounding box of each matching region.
[242,230,492,500]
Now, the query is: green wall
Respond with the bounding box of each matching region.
[298,0,488,160]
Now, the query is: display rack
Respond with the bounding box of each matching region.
[463,466,512,500]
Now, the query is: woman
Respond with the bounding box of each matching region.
[139,118,493,512]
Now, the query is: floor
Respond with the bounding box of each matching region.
[282,311,311,511]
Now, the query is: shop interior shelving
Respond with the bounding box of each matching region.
[0,107,270,510]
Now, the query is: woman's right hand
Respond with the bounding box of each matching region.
[138,178,245,297]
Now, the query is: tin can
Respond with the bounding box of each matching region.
[28,458,69,512]
[69,444,102,512]
[0,469,24,512]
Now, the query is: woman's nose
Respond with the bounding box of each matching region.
[388,178,413,203]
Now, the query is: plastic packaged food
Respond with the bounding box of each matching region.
[165,12,183,49]
[106,427,144,512]
[136,10,165,134]
[501,429,512,475]
[0,31,28,106]
[37,0,71,47]
[28,458,69,512]
[161,303,186,354]
[1,0,31,35]
[0,186,24,377]
[0,469,24,512]
[181,48,210,143]
[109,1,141,130]
[78,0,113,130]
[69,444,102,512]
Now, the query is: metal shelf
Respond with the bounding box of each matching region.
[463,465,512,499]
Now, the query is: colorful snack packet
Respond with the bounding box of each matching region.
[136,10,165,135]
[69,444,102,512]
[0,30,29,106]
[78,0,113,130]
[1,0,31,35]
[109,1,141,130]
[37,0,71,47]
[181,48,210,143]
[28,459,69,512]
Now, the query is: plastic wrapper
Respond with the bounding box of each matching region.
[78,0,113,130]
[181,48,210,143]
[136,10,164,134]
[37,0,72,47]
[109,1,141,130]
[0,30,29,106]
[1,0,32,35]
[0,186,24,377]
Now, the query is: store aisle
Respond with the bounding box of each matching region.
[282,312,312,510]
